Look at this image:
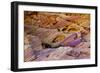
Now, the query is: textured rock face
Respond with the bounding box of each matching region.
[24,46,90,61]
[24,11,90,62]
